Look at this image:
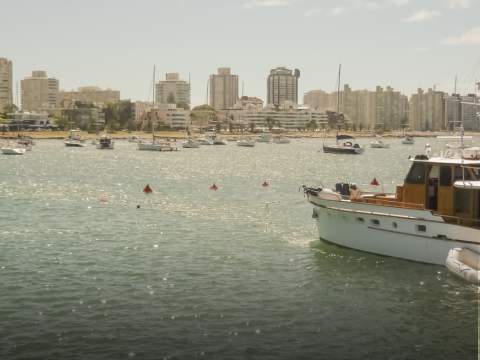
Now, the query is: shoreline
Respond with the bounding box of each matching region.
[0,130,479,140]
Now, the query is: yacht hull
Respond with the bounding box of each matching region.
[309,196,480,265]
[1,148,26,155]
[323,145,364,154]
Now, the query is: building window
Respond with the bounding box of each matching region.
[371,219,380,226]
[416,224,426,232]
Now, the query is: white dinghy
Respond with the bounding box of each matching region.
[446,248,480,285]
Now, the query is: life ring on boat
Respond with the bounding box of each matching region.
[445,248,480,285]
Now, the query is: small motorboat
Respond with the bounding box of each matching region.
[273,137,290,144]
[1,146,26,155]
[96,135,114,149]
[237,138,256,147]
[138,139,178,151]
[370,139,390,148]
[446,248,480,284]
[323,135,364,154]
[64,130,86,147]
[402,136,414,145]
[182,138,200,148]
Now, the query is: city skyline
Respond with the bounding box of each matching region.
[1,0,479,106]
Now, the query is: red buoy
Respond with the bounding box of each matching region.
[143,184,153,193]
[210,183,218,191]
[262,180,269,187]
[370,178,379,186]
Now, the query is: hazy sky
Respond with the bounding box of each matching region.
[2,0,479,105]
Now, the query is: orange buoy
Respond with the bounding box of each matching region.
[262,180,269,187]
[143,184,153,193]
[210,183,218,191]
[370,178,379,186]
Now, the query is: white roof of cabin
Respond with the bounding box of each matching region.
[454,180,480,190]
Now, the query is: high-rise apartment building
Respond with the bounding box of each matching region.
[0,57,13,110]
[304,84,407,130]
[21,71,59,111]
[58,86,120,108]
[209,68,238,110]
[267,67,300,106]
[156,73,190,108]
[409,88,445,131]
[303,90,330,111]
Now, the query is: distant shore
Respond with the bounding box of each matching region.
[0,130,478,140]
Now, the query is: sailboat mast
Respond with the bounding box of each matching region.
[152,65,156,140]
[337,64,341,114]
[336,64,341,139]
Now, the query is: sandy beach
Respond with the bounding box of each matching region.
[1,130,478,140]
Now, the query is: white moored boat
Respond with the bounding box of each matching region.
[237,138,255,147]
[445,248,480,284]
[1,146,26,155]
[303,146,480,265]
[64,130,86,147]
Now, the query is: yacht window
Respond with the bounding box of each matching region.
[428,165,440,179]
[406,163,426,184]
[392,222,398,229]
[357,217,365,223]
[439,166,452,186]
[371,219,380,226]
[416,225,426,232]
[454,166,474,181]
[454,189,471,213]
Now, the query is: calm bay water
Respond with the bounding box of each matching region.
[0,137,478,359]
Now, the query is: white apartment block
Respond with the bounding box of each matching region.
[58,86,120,107]
[0,57,13,110]
[409,88,445,131]
[156,73,190,108]
[235,105,329,130]
[21,71,59,111]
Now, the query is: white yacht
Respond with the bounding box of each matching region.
[402,135,415,145]
[237,138,256,147]
[138,138,178,151]
[64,130,86,147]
[1,143,26,155]
[303,145,480,265]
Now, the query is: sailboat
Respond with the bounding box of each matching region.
[322,65,363,154]
[138,66,178,152]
